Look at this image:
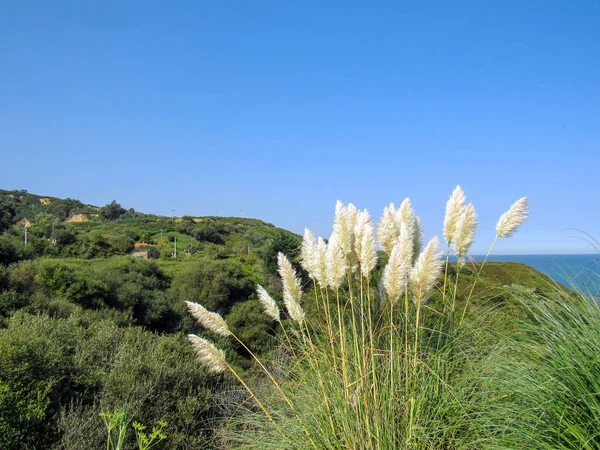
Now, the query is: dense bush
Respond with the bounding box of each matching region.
[169,258,254,313]
[0,314,84,448]
[0,313,221,449]
[0,257,181,332]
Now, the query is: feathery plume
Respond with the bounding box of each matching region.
[188,334,228,374]
[256,285,280,321]
[333,200,355,256]
[395,198,416,238]
[377,203,398,255]
[284,290,305,325]
[443,185,466,244]
[326,233,348,289]
[454,203,478,260]
[412,216,423,265]
[314,237,329,288]
[346,203,358,234]
[277,252,302,302]
[397,221,414,274]
[277,252,305,324]
[355,210,377,277]
[496,197,529,238]
[186,301,231,337]
[345,203,359,273]
[409,237,443,305]
[300,228,317,277]
[354,210,367,259]
[382,243,407,304]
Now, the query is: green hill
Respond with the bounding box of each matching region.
[0,188,300,267]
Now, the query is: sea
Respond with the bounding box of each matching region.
[452,254,600,297]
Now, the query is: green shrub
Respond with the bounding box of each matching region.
[169,258,254,313]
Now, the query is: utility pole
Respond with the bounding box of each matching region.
[24,219,28,246]
[173,236,177,259]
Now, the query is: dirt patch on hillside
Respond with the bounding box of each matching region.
[66,214,89,223]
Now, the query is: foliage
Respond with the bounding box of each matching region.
[0,313,83,449]
[101,410,128,450]
[260,230,301,274]
[101,201,127,221]
[0,312,221,449]
[2,188,588,449]
[464,290,600,449]
[133,419,168,450]
[169,258,254,313]
[100,410,168,450]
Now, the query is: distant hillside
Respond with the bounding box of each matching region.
[0,188,300,268]
[0,187,574,306]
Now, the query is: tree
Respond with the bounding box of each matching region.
[261,230,301,274]
[0,199,15,233]
[100,201,126,221]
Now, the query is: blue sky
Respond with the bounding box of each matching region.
[1,1,599,254]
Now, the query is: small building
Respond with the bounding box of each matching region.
[131,243,159,260]
[132,248,159,260]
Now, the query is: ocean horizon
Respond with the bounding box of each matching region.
[451,254,600,296]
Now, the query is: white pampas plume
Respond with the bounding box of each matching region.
[186,301,231,337]
[496,197,529,238]
[277,252,302,302]
[382,243,407,304]
[395,198,416,238]
[443,185,466,244]
[345,203,359,273]
[314,237,329,288]
[300,228,317,277]
[355,210,377,277]
[377,203,398,255]
[397,221,414,273]
[284,290,305,325]
[277,252,305,324]
[409,237,444,304]
[256,285,280,321]
[188,334,228,374]
[454,203,478,260]
[412,216,423,265]
[333,200,355,257]
[346,203,358,233]
[326,233,348,289]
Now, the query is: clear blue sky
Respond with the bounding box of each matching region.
[1,1,599,254]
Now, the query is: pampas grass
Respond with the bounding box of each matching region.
[496,197,529,238]
[277,252,305,325]
[187,335,228,374]
[409,237,444,304]
[185,301,231,337]
[256,285,280,322]
[444,185,466,244]
[186,189,536,449]
[454,203,478,262]
[382,243,407,303]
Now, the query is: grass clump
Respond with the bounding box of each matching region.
[185,187,534,449]
[474,289,600,449]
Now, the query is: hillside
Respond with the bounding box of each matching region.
[0,188,300,268]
